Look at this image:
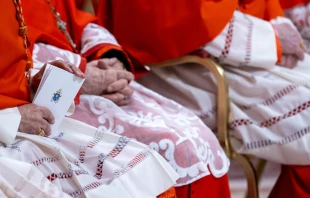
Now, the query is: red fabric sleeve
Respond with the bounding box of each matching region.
[264,0,285,20]
[280,0,306,9]
[84,43,149,79]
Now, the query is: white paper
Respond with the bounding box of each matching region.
[33,64,85,132]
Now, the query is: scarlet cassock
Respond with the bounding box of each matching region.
[0,1,180,197]
[0,0,229,196]
[94,0,310,165]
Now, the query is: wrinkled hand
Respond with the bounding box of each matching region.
[98,58,134,105]
[274,23,306,68]
[279,54,300,69]
[98,58,125,71]
[81,60,134,96]
[18,103,55,136]
[31,60,85,93]
[101,84,134,106]
[274,23,305,60]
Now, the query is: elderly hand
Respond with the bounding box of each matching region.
[98,58,134,105]
[31,60,85,93]
[98,58,125,71]
[17,103,54,136]
[279,54,300,69]
[273,23,306,68]
[81,60,134,96]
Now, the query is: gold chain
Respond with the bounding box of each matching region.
[45,0,78,53]
[12,0,32,71]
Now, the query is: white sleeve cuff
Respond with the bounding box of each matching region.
[0,107,21,144]
[270,16,297,30]
[203,11,278,69]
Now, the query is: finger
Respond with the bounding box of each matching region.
[40,120,52,136]
[49,60,85,78]
[31,64,47,92]
[286,55,298,69]
[102,93,125,104]
[109,57,119,64]
[119,86,134,96]
[36,64,47,77]
[69,63,86,79]
[115,99,131,106]
[279,55,287,66]
[107,79,128,92]
[32,126,42,135]
[49,60,73,73]
[295,46,305,61]
[40,107,55,124]
[87,60,99,67]
[116,71,134,81]
[97,59,110,69]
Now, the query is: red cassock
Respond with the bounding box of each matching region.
[22,0,148,104]
[279,0,310,9]
[0,1,30,109]
[94,0,235,198]
[95,0,238,64]
[239,0,284,20]
[94,0,310,197]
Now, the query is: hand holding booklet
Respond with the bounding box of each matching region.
[33,64,85,132]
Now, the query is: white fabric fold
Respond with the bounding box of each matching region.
[0,108,20,144]
[2,117,178,197]
[0,157,70,198]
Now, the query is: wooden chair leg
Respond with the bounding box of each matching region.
[256,159,267,185]
[233,154,259,198]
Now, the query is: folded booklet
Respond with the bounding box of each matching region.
[33,64,85,132]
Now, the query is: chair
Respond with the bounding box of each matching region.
[147,55,263,198]
[81,1,266,197]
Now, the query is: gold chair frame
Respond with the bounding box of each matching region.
[147,56,263,198]
[82,1,266,197]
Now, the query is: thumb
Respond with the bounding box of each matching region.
[295,46,305,61]
[36,64,47,77]
[97,60,110,70]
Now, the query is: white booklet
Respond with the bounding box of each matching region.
[33,64,85,132]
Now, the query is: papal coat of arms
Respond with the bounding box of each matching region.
[51,89,62,103]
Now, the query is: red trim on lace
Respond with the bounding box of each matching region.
[240,15,253,66]
[74,170,89,176]
[79,130,105,163]
[114,150,151,177]
[231,100,310,128]
[32,155,62,166]
[241,84,299,110]
[245,125,310,150]
[47,170,73,182]
[95,137,130,179]
[230,119,253,128]
[95,154,106,179]
[79,145,87,163]
[219,17,235,62]
[87,130,105,149]
[107,137,130,158]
